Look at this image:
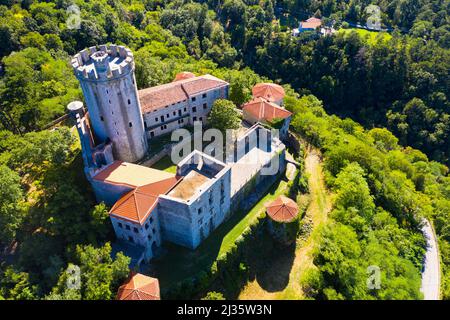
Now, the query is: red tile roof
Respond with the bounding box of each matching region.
[173,71,195,82]
[252,83,285,102]
[110,189,158,224]
[301,17,322,29]
[182,75,226,96]
[117,273,160,300]
[265,195,299,223]
[138,83,188,113]
[138,74,228,113]
[110,176,180,224]
[243,97,292,122]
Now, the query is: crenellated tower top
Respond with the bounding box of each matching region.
[71,44,135,81]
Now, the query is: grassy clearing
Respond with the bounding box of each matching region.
[238,147,332,300]
[338,28,392,45]
[149,176,289,289]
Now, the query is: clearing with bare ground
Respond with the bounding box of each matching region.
[239,146,332,299]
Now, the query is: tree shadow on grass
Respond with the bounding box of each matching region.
[245,231,296,293]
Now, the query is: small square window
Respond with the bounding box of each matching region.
[145,223,149,230]
[202,93,207,98]
[192,97,196,102]
[184,107,187,112]
[150,131,154,138]
[129,122,132,127]
[173,111,176,116]
[128,99,131,105]
[133,227,138,233]
[125,225,130,230]
[128,236,134,243]
[193,117,197,121]
[152,228,156,234]
[192,107,197,113]
[147,235,152,240]
[203,103,207,109]
[155,117,158,122]
[100,116,104,121]
[150,217,154,224]
[118,222,123,228]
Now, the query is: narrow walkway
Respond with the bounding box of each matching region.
[420,219,440,300]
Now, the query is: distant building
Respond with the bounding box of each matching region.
[292,17,322,36]
[117,273,160,300]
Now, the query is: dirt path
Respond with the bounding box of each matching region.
[239,146,332,299]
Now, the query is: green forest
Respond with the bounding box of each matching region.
[0,0,449,300]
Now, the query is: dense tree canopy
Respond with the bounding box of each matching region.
[207,99,241,133]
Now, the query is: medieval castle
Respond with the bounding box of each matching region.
[69,44,291,264]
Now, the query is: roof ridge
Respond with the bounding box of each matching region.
[133,190,140,221]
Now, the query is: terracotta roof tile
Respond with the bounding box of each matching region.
[110,176,180,224]
[243,97,292,122]
[138,83,188,113]
[117,273,160,300]
[252,83,285,102]
[301,17,322,29]
[173,71,195,82]
[265,195,299,223]
[138,74,228,113]
[110,189,158,224]
[181,75,227,96]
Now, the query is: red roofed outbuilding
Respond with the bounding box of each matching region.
[265,195,301,245]
[242,97,292,139]
[117,273,160,300]
[173,71,195,82]
[252,83,285,105]
[265,195,299,223]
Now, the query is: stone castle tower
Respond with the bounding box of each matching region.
[71,44,148,163]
